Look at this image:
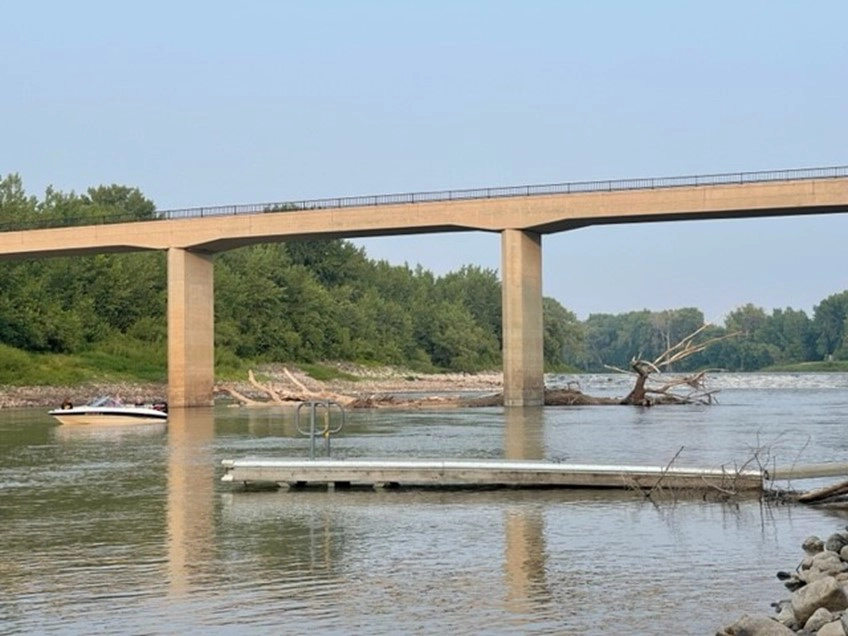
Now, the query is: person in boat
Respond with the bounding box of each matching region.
[61,397,73,410]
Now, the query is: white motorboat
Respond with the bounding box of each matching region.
[49,395,168,426]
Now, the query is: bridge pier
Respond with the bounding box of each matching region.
[167,248,215,407]
[501,229,544,407]
[163,230,545,409]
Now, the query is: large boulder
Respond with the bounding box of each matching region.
[826,532,848,553]
[819,618,848,636]
[803,535,825,555]
[805,606,836,631]
[798,550,848,583]
[716,614,795,635]
[791,575,848,624]
[773,601,798,629]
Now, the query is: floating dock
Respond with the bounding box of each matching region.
[220,458,764,492]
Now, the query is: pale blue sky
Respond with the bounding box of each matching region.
[2,1,846,322]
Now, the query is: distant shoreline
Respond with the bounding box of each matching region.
[7,365,846,410]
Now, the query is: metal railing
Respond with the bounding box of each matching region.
[295,400,346,459]
[159,165,848,221]
[2,165,847,232]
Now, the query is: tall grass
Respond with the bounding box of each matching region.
[0,339,167,386]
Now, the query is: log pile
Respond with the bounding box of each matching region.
[216,368,480,409]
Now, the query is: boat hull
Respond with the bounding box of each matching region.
[49,407,168,426]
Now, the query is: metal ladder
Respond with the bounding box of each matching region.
[295,400,346,459]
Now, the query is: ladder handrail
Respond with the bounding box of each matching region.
[295,400,346,459]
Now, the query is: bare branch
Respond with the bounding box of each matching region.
[282,367,319,396]
[646,446,685,500]
[216,385,265,406]
[248,369,285,404]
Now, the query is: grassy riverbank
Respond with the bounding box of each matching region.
[3,339,845,410]
[0,353,505,409]
[0,342,456,387]
[0,342,168,386]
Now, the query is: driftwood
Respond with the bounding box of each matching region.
[216,369,332,406]
[217,367,468,409]
[219,324,738,409]
[796,479,848,504]
[477,324,736,408]
[608,324,740,406]
[217,385,267,406]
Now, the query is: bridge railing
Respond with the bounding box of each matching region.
[157,165,848,220]
[2,165,847,231]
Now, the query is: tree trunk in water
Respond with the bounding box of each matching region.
[621,363,651,406]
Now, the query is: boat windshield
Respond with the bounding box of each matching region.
[88,396,125,407]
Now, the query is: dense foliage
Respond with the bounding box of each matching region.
[1,174,847,382]
[576,296,848,373]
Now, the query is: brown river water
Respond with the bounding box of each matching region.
[2,373,848,634]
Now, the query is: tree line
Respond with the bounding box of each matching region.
[1,174,846,376]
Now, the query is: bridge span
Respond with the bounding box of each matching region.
[1,166,846,407]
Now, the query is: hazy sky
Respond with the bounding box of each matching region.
[2,1,846,323]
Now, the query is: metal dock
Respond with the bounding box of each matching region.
[221,402,769,493]
[220,458,764,492]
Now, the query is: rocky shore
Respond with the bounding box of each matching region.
[0,382,170,409]
[0,366,504,409]
[719,527,848,635]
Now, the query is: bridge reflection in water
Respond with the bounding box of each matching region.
[166,407,215,596]
[165,406,555,614]
[504,407,550,613]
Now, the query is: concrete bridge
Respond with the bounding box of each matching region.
[1,166,847,407]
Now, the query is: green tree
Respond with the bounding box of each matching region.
[436,266,502,346]
[542,297,584,370]
[285,239,370,288]
[84,184,157,220]
[760,307,815,363]
[813,291,848,360]
[725,303,769,337]
[415,300,500,372]
[0,173,38,229]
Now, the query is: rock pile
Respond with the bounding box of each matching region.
[718,528,848,635]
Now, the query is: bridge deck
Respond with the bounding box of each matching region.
[220,458,764,492]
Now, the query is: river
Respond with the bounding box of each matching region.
[2,373,848,634]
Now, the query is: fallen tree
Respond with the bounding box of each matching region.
[473,323,739,408]
[218,324,739,409]
[217,368,467,409]
[608,323,738,406]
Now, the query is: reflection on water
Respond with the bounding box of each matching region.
[166,408,215,596]
[503,406,549,618]
[52,421,168,442]
[504,406,545,461]
[2,374,848,633]
[504,505,548,614]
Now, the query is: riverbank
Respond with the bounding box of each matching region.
[0,366,504,409]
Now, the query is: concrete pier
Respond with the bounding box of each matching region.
[501,230,544,406]
[167,248,215,407]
